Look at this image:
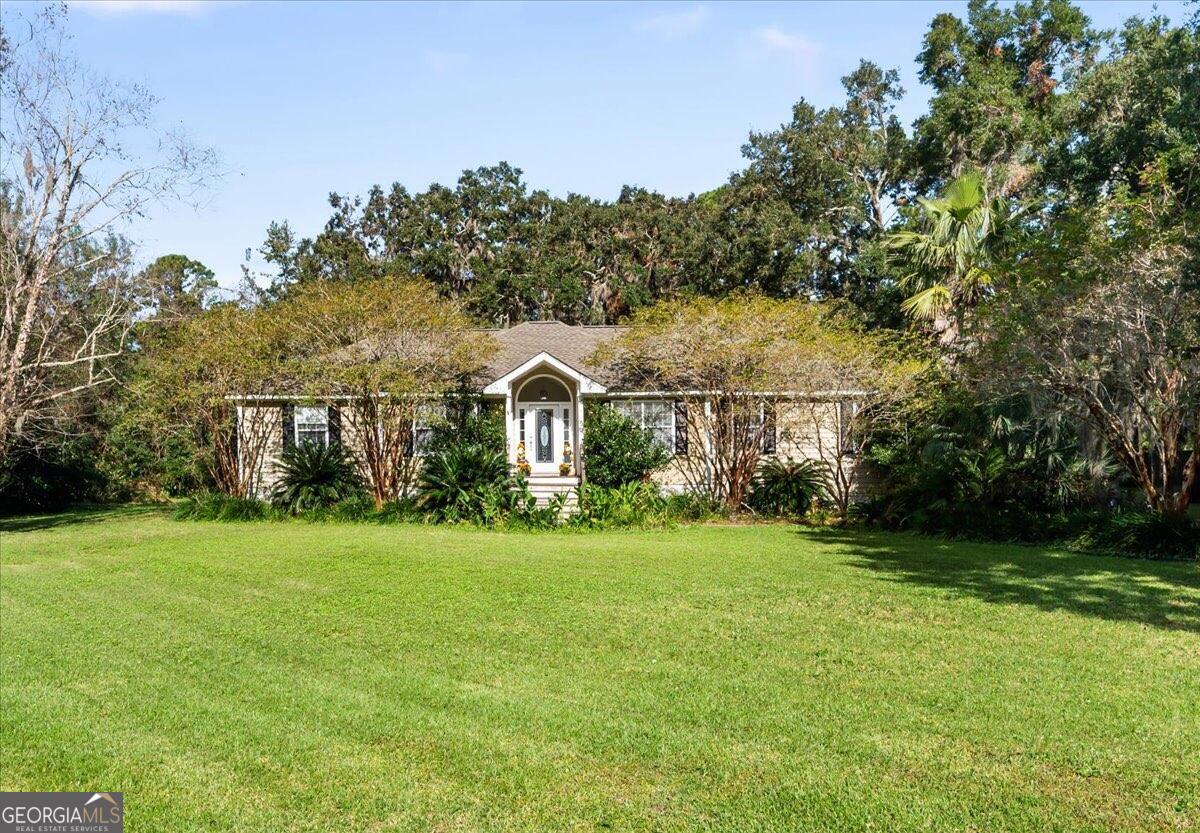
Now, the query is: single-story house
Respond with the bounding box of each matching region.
[237,320,865,506]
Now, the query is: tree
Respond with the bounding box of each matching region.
[273,277,495,508]
[597,293,920,511]
[140,254,217,322]
[0,6,216,457]
[985,173,1199,518]
[786,320,924,516]
[1049,15,1199,211]
[912,0,1095,196]
[735,61,912,321]
[887,172,1021,340]
[138,304,287,497]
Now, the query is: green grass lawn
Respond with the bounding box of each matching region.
[1,508,1197,832]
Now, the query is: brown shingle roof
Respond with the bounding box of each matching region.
[478,321,624,386]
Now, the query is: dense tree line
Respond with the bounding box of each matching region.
[1,1,1196,547]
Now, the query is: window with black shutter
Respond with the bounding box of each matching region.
[281,403,295,448]
[673,400,688,456]
[294,405,329,447]
[328,404,341,446]
[761,401,777,454]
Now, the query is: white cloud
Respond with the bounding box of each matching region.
[750,26,822,78]
[635,5,710,39]
[70,1,223,17]
[424,49,469,74]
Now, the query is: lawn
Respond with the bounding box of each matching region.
[1,509,1197,832]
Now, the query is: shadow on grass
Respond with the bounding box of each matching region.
[803,528,1200,634]
[0,504,166,534]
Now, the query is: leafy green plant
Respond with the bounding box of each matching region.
[497,478,567,531]
[664,491,729,522]
[1071,511,1200,561]
[572,481,672,529]
[174,491,283,522]
[424,405,506,457]
[417,443,511,523]
[749,458,828,517]
[270,442,364,515]
[582,405,670,488]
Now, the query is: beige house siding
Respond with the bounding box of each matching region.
[241,402,412,499]
[240,396,876,502]
[643,399,875,501]
[238,404,283,498]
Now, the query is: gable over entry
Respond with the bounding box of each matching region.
[487,352,605,483]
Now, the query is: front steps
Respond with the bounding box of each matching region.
[524,475,580,512]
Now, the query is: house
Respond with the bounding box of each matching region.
[238,320,863,506]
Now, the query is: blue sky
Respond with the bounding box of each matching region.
[9,0,1186,289]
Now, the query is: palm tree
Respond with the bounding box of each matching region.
[888,172,1018,343]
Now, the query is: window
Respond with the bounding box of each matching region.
[736,402,765,441]
[733,401,775,453]
[295,405,328,447]
[412,402,444,456]
[613,399,674,452]
[536,408,553,462]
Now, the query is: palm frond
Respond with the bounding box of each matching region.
[900,284,952,321]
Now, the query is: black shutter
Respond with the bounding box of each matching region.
[282,403,295,449]
[327,404,341,446]
[762,401,777,454]
[674,400,688,456]
[404,422,414,457]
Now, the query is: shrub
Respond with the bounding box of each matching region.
[572,481,672,529]
[0,437,108,514]
[664,491,729,522]
[496,477,567,531]
[582,405,670,488]
[174,491,283,522]
[299,494,425,524]
[270,442,365,514]
[749,458,828,517]
[1071,511,1200,561]
[417,443,511,523]
[424,405,506,457]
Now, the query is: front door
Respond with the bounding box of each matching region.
[521,404,569,475]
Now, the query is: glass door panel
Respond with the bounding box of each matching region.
[536,408,553,463]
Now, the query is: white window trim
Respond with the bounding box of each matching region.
[411,401,445,457]
[612,398,675,453]
[294,405,329,448]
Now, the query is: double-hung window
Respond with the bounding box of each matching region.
[295,405,329,448]
[613,399,675,452]
[412,402,444,456]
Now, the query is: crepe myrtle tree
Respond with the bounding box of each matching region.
[137,303,287,497]
[786,320,924,516]
[984,174,1200,518]
[597,292,922,511]
[274,277,496,508]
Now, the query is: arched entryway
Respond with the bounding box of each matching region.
[483,351,608,507]
[514,373,575,476]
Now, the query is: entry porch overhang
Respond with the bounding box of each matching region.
[484,352,605,502]
[482,351,607,397]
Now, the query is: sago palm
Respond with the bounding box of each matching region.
[888,172,1018,333]
[271,441,364,514]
